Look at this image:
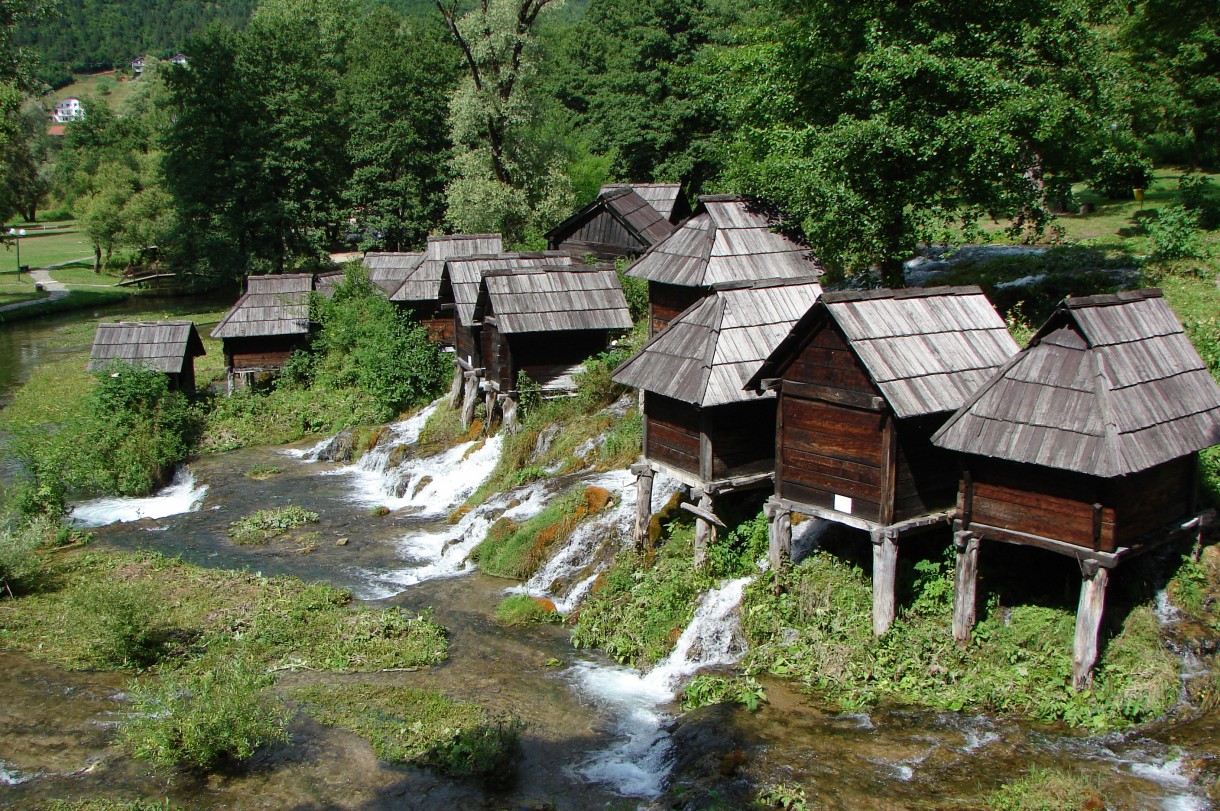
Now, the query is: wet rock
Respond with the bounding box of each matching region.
[413,476,433,497]
[335,538,349,546]
[314,428,358,464]
[654,704,752,811]
[531,424,561,462]
[599,394,634,419]
[370,506,391,517]
[391,472,413,499]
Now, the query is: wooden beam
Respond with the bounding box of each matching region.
[633,463,655,552]
[692,492,717,569]
[766,500,792,584]
[872,530,898,636]
[952,529,979,646]
[961,469,974,529]
[880,414,897,526]
[698,410,713,482]
[1073,562,1109,691]
[681,500,726,528]
[785,379,887,411]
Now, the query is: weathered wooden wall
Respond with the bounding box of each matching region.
[223,335,305,372]
[649,282,705,335]
[557,210,647,259]
[710,399,778,479]
[644,392,702,478]
[893,415,959,522]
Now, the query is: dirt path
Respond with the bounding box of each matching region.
[0,257,97,315]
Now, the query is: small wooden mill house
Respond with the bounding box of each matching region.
[626,195,823,336]
[602,182,691,225]
[388,233,503,345]
[931,289,1220,688]
[545,186,678,260]
[469,262,632,426]
[746,287,1019,634]
[211,273,316,392]
[362,251,424,296]
[612,277,824,564]
[88,321,205,392]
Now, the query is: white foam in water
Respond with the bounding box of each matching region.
[1127,756,1209,811]
[69,468,208,527]
[567,577,753,798]
[354,480,553,600]
[1155,589,1181,625]
[512,470,683,614]
[0,760,31,786]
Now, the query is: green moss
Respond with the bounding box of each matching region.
[291,684,522,781]
[471,486,616,580]
[42,801,181,811]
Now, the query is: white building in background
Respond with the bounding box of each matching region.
[130,56,145,74]
[169,53,188,67]
[52,97,84,123]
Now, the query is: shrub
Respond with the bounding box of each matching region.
[0,524,42,596]
[1179,173,1220,230]
[1147,205,1203,261]
[681,674,766,711]
[227,505,319,545]
[69,580,165,669]
[122,654,289,770]
[1089,148,1153,199]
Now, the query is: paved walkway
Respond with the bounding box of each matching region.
[0,257,91,315]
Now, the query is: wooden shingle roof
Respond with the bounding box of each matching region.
[545,187,675,249]
[211,273,314,339]
[88,321,205,375]
[444,253,571,327]
[362,251,424,295]
[475,265,633,334]
[748,286,1019,418]
[626,195,822,288]
[613,277,824,407]
[932,289,1220,477]
[601,183,685,222]
[390,234,502,303]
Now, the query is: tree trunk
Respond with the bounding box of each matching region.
[93,244,102,273]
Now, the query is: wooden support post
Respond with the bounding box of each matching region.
[693,490,716,570]
[501,395,519,434]
[952,528,979,646]
[1073,561,1109,691]
[631,462,655,552]
[447,365,463,410]
[766,500,792,595]
[871,530,898,636]
[460,372,480,430]
[483,389,497,434]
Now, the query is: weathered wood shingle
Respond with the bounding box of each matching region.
[390,234,502,303]
[626,195,822,288]
[614,277,823,407]
[211,274,314,339]
[933,289,1220,477]
[445,253,571,327]
[88,321,205,374]
[475,264,633,334]
[601,182,687,223]
[362,251,424,295]
[545,187,675,255]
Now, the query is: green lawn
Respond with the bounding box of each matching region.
[0,275,50,306]
[2,220,94,272]
[49,70,138,110]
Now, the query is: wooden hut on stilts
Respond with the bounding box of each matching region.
[746,287,1019,634]
[545,186,678,260]
[388,233,503,347]
[362,251,425,296]
[211,274,317,393]
[931,289,1220,689]
[612,277,824,565]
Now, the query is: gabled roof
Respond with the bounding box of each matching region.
[748,286,1019,419]
[88,321,205,375]
[626,195,822,288]
[474,265,633,334]
[314,270,343,299]
[390,234,502,302]
[601,183,686,222]
[211,273,314,339]
[362,251,424,295]
[545,187,675,250]
[932,289,1220,478]
[444,253,571,327]
[613,277,824,407]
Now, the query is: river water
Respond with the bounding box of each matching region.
[2,307,1219,809]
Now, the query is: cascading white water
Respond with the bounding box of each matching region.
[567,576,753,798]
[69,468,208,527]
[510,470,683,614]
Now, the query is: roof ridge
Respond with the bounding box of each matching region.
[822,285,984,303]
[1091,350,1123,478]
[427,233,502,242]
[1063,288,1162,308]
[711,275,824,292]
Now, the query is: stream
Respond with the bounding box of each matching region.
[2,309,1219,809]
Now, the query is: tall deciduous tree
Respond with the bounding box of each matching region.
[720,0,1129,286]
[437,0,574,245]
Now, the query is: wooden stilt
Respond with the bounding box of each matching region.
[483,390,497,434]
[447,366,463,409]
[766,500,792,595]
[693,491,716,570]
[871,530,898,636]
[460,373,480,430]
[1073,561,1109,691]
[501,395,519,434]
[631,462,655,552]
[952,529,979,646]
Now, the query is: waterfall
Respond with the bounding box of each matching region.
[511,470,683,614]
[69,468,208,527]
[567,576,753,798]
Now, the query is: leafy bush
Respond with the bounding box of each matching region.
[199,386,385,452]
[1147,205,1203,261]
[616,260,649,323]
[0,522,45,596]
[1089,148,1153,199]
[70,580,165,669]
[227,505,319,545]
[682,674,766,711]
[122,654,289,770]
[1179,173,1220,229]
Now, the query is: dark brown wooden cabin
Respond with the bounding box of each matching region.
[747,287,1019,634]
[613,277,823,564]
[545,186,676,260]
[88,321,205,392]
[440,252,571,371]
[388,234,502,346]
[471,262,632,402]
[362,251,424,296]
[932,289,1220,688]
[625,195,823,337]
[211,274,316,392]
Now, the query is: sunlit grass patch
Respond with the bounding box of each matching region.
[227,505,319,545]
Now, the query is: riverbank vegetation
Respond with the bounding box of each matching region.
[473,485,615,580]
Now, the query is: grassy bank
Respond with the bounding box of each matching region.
[0,288,130,324]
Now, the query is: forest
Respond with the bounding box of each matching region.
[0,0,1217,288]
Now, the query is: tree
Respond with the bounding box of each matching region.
[1,0,57,223]
[719,0,1130,286]
[343,8,456,250]
[437,0,575,244]
[0,98,52,221]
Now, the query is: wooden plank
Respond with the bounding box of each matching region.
[780,480,883,524]
[872,532,898,636]
[1073,565,1108,691]
[786,380,886,411]
[953,530,979,645]
[880,415,897,525]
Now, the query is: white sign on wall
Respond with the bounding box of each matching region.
[834,494,853,515]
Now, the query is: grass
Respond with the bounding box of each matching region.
[494,593,561,625]
[290,684,523,781]
[986,766,1104,811]
[43,802,181,811]
[1,220,95,271]
[227,505,320,545]
[50,71,140,109]
[0,273,49,306]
